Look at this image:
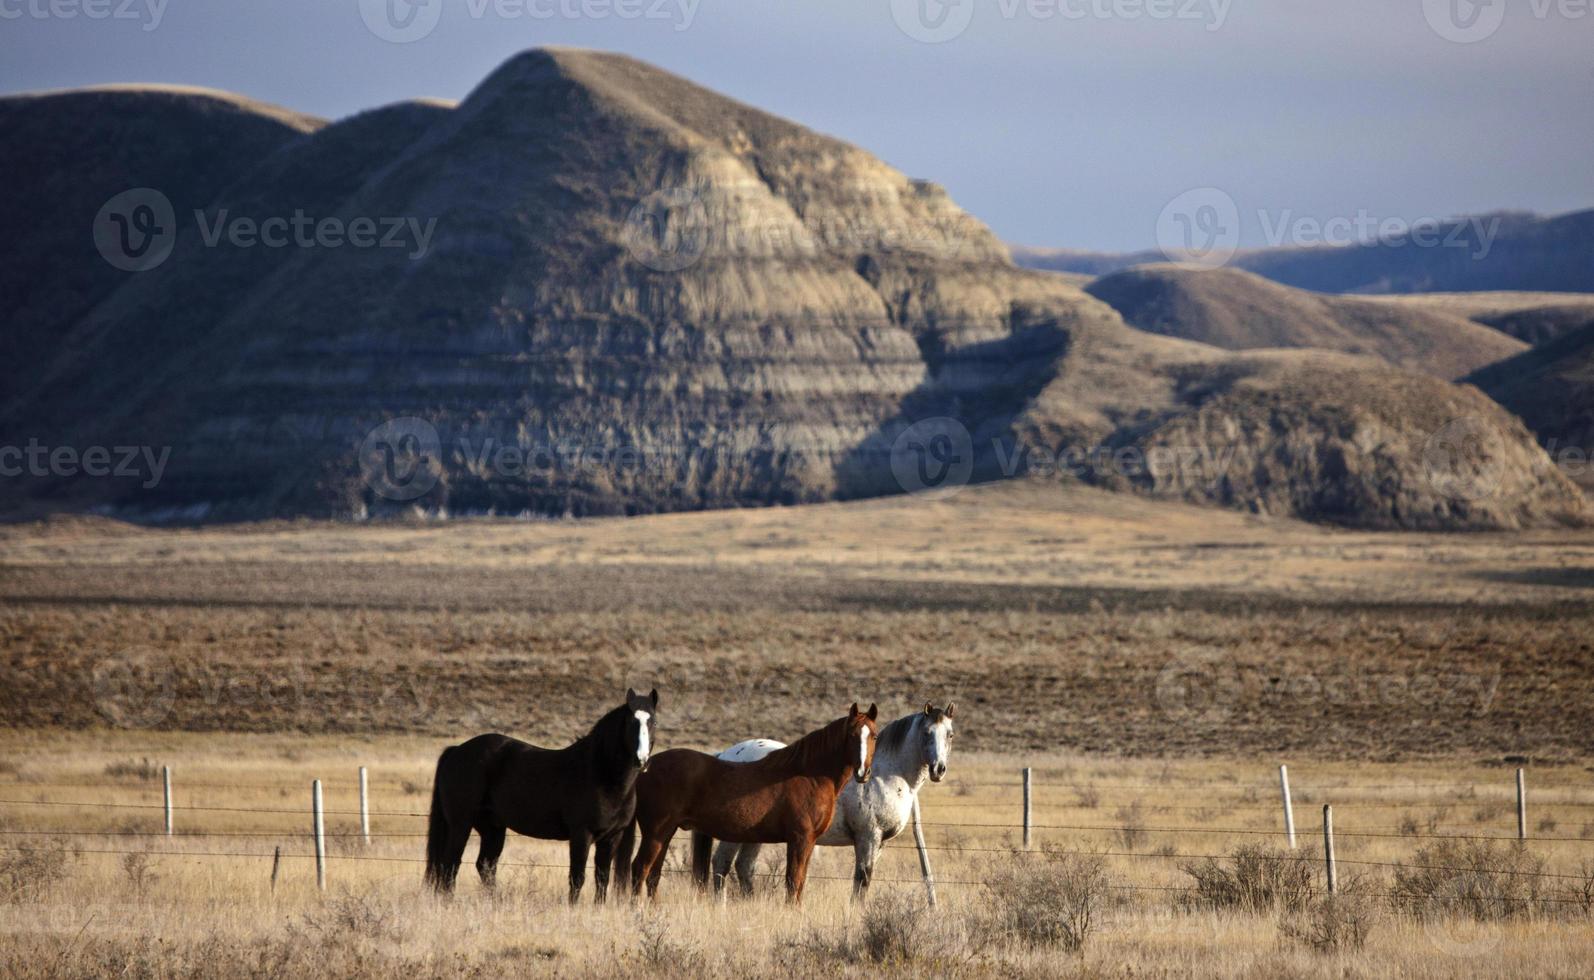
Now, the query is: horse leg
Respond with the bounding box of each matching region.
[630,827,674,901]
[566,832,592,905]
[733,843,762,897]
[690,831,713,892]
[784,837,817,904]
[593,831,618,904]
[710,840,737,896]
[474,823,506,891]
[433,821,472,894]
[851,829,882,902]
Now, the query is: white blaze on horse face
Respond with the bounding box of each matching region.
[634,710,651,765]
[928,718,952,781]
[856,725,871,781]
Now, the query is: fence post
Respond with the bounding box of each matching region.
[911,796,936,907]
[163,766,173,837]
[1516,768,1527,841]
[1322,804,1336,894]
[270,845,281,893]
[1022,767,1033,851]
[359,767,370,846]
[1279,764,1296,848]
[312,779,326,891]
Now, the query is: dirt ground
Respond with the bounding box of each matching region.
[2,480,1592,759]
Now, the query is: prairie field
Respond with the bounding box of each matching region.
[3,480,1594,976]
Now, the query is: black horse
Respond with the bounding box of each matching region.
[424,689,657,902]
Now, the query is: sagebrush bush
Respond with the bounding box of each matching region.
[1390,840,1546,921]
[1281,890,1378,953]
[979,854,1108,953]
[0,841,72,902]
[1181,844,1313,915]
[781,891,967,969]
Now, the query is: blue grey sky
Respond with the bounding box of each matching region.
[3,0,1589,251]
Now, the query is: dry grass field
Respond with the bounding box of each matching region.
[4,480,1594,975]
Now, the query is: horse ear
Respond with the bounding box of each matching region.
[924,701,934,715]
[867,703,879,721]
[848,702,859,718]
[945,701,957,718]
[649,688,659,707]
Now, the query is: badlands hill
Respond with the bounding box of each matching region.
[0,49,1583,530]
[1083,265,1526,379]
[0,86,323,404]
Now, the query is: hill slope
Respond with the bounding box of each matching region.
[0,86,323,403]
[1468,324,1594,460]
[1084,266,1525,379]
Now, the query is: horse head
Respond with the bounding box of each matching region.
[922,701,957,782]
[624,687,659,770]
[846,702,881,783]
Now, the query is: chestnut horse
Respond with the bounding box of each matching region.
[628,703,879,902]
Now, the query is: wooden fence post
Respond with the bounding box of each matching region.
[1516,768,1527,841]
[359,767,370,846]
[312,779,326,891]
[270,845,281,893]
[1322,804,1336,894]
[1279,764,1296,848]
[163,766,173,837]
[911,796,936,907]
[1022,767,1033,851]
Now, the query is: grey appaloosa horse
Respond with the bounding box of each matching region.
[698,702,955,899]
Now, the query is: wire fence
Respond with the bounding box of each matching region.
[5,762,1593,901]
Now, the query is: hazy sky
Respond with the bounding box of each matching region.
[3,0,1589,250]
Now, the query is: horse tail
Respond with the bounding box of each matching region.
[423,746,456,891]
[690,831,713,889]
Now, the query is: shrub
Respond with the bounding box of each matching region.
[979,854,1109,952]
[1181,844,1313,915]
[102,758,161,781]
[1390,840,1546,921]
[784,892,968,969]
[0,842,72,902]
[1114,803,1148,850]
[1281,890,1378,953]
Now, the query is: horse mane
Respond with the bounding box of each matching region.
[573,702,633,769]
[874,712,922,757]
[764,714,849,773]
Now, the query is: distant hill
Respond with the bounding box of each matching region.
[1013,208,1594,295]
[0,49,1582,530]
[1468,324,1594,462]
[1083,265,1525,379]
[1356,292,1594,347]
